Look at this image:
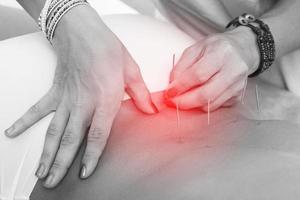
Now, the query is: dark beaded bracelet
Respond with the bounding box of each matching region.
[226,13,276,78]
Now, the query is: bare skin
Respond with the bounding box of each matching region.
[30,79,300,200]
[162,0,300,111]
[2,1,297,191]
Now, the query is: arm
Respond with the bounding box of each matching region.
[164,0,300,112]
[16,0,45,21]
[7,0,157,188]
[261,0,300,57]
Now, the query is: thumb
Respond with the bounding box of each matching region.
[124,54,158,114]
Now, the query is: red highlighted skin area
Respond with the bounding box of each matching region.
[31,80,300,200]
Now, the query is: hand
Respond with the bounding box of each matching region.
[4,5,157,188]
[164,26,260,111]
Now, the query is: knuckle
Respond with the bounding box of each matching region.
[46,124,60,138]
[52,159,67,170]
[240,63,248,72]
[131,87,149,101]
[220,39,232,50]
[88,128,107,145]
[206,35,222,44]
[231,70,246,82]
[15,117,25,127]
[41,150,52,161]
[14,118,27,131]
[209,36,233,53]
[83,151,100,161]
[48,99,59,111]
[126,69,142,85]
[182,44,200,58]
[199,90,214,103]
[29,104,41,115]
[177,74,192,89]
[172,71,182,82]
[126,74,140,86]
[182,47,192,56]
[60,129,79,147]
[193,68,208,83]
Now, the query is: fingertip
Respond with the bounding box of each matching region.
[133,99,157,114]
[79,164,87,179]
[165,88,178,99]
[4,125,17,138]
[35,163,46,179]
[151,102,159,114]
[164,98,176,107]
[43,173,55,189]
[201,106,209,113]
[79,161,97,180]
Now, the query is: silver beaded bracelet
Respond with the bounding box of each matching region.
[48,0,88,41]
[38,0,52,33]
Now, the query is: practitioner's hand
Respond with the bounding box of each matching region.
[4,6,157,188]
[165,26,260,111]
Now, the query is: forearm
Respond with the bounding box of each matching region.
[16,0,46,22]
[261,0,300,57]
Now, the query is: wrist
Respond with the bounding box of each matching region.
[225,26,260,74]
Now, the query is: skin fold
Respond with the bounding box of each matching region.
[31,79,300,200]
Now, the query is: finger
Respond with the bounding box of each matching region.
[166,68,243,110]
[5,92,56,138]
[126,81,158,114]
[125,58,158,114]
[202,81,244,112]
[166,57,221,99]
[166,45,226,99]
[35,104,69,179]
[80,107,115,179]
[44,107,88,188]
[170,43,205,82]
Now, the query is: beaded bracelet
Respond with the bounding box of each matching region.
[46,0,80,32]
[226,13,276,77]
[38,0,88,43]
[47,0,64,17]
[38,0,52,33]
[47,0,88,41]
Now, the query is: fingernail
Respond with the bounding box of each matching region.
[4,126,14,137]
[151,102,159,113]
[165,88,177,99]
[80,164,87,179]
[44,173,54,187]
[35,163,45,178]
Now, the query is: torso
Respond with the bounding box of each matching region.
[31,80,300,200]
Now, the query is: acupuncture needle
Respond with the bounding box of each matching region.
[0,160,3,198]
[255,84,260,113]
[173,53,175,69]
[241,78,248,104]
[176,100,180,129]
[172,53,180,129]
[207,99,210,125]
